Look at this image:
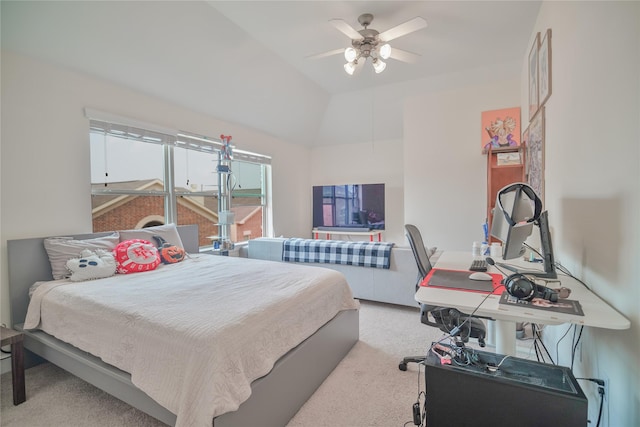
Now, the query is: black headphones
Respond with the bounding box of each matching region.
[504,273,558,302]
[497,183,543,226]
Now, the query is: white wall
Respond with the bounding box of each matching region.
[310,138,405,244]
[313,61,522,249]
[0,50,312,326]
[521,2,639,426]
[404,78,521,251]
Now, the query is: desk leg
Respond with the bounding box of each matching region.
[486,320,496,347]
[495,320,516,356]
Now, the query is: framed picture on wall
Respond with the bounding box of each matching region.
[527,106,545,202]
[538,29,552,107]
[480,106,521,153]
[528,32,540,120]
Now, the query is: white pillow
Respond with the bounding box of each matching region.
[44,233,120,279]
[118,223,184,251]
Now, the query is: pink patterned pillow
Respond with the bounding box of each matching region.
[114,239,161,274]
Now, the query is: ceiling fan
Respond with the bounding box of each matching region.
[309,13,427,75]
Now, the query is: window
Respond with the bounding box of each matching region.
[89,117,271,248]
[322,185,358,227]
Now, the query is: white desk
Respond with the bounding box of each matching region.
[415,251,630,355]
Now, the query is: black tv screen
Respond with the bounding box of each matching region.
[312,183,385,230]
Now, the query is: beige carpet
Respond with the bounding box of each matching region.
[1,301,446,427]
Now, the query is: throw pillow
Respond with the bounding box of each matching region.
[118,224,184,252]
[114,239,161,274]
[66,249,117,282]
[44,233,120,280]
[153,235,186,264]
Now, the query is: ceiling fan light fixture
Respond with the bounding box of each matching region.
[344,47,358,62]
[314,13,426,77]
[373,58,386,74]
[379,43,392,59]
[344,61,357,75]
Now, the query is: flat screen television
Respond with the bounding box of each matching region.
[312,183,385,231]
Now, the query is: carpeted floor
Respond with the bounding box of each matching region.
[1,301,446,427]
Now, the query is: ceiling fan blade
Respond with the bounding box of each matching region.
[389,47,421,64]
[329,18,363,40]
[378,16,427,42]
[306,48,345,60]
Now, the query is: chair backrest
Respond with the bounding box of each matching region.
[405,224,433,280]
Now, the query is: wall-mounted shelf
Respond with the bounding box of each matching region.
[486,145,526,241]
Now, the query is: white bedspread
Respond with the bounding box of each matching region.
[25,254,359,427]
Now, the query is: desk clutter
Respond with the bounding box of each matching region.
[422,267,584,315]
[499,292,584,316]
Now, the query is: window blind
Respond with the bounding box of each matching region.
[177,132,271,165]
[84,108,271,165]
[89,120,176,146]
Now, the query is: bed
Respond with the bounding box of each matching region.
[8,225,359,427]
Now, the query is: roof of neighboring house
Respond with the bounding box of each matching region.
[92,179,218,221]
[91,179,159,208]
[91,180,261,223]
[230,206,262,225]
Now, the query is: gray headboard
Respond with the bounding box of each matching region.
[7,224,199,329]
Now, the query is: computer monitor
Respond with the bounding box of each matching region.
[529,210,557,278]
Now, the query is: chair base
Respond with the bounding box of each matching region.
[398,355,425,371]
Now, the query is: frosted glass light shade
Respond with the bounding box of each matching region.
[379,43,391,59]
[344,61,356,75]
[344,47,358,62]
[373,59,386,74]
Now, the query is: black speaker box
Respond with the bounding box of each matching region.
[424,346,587,427]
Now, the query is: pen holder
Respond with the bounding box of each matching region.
[481,242,489,256]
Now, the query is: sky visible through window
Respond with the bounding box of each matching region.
[90,133,261,190]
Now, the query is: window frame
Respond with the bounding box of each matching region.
[88,111,272,246]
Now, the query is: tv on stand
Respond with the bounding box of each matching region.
[312,183,385,232]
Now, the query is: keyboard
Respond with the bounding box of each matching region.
[469,259,488,272]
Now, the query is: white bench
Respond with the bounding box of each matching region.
[248,237,421,307]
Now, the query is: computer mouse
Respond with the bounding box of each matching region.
[469,272,493,281]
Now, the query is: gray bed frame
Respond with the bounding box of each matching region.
[7,225,359,426]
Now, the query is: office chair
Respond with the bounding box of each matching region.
[398,224,487,371]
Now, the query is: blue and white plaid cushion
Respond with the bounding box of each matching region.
[282,238,394,269]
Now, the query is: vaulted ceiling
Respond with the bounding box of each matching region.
[1,1,541,146]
